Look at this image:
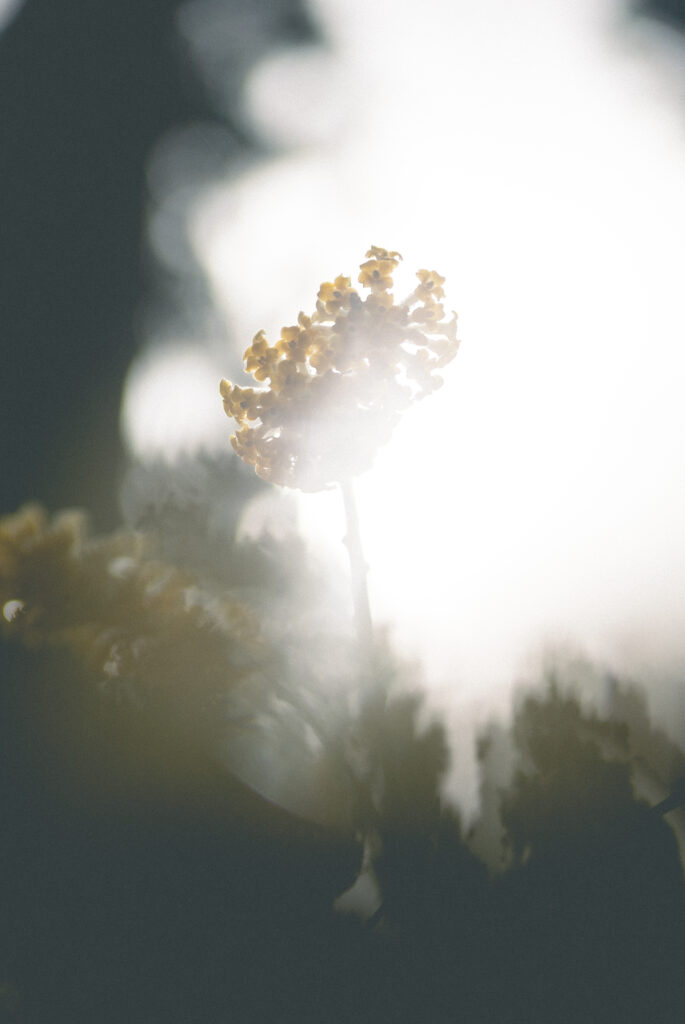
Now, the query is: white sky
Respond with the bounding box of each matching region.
[124,0,685,749]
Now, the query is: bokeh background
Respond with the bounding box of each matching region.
[2,2,685,1019]
[4,0,685,724]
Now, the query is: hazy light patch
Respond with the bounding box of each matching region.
[2,599,24,623]
[146,122,239,276]
[280,0,685,711]
[236,488,301,544]
[242,48,349,149]
[0,0,23,32]
[190,156,367,351]
[128,0,685,733]
[121,343,227,462]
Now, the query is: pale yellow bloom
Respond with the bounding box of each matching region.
[358,258,398,292]
[415,269,446,301]
[219,248,460,491]
[365,245,402,262]
[410,298,446,330]
[244,330,279,383]
[318,276,355,315]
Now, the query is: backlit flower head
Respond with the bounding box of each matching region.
[220,247,460,491]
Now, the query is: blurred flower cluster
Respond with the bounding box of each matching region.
[220,247,460,491]
[0,504,260,721]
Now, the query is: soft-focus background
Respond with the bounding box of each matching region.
[3,4,685,1021]
[3,0,685,785]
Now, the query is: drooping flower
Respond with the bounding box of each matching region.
[219,248,460,491]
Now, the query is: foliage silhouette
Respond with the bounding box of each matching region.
[2,476,685,1022]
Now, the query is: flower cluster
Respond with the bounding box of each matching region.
[220,247,460,491]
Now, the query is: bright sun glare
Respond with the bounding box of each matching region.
[123,0,685,712]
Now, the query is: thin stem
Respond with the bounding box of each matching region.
[340,476,383,844]
[340,478,373,653]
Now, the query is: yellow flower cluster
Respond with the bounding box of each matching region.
[0,504,259,717]
[220,247,460,491]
